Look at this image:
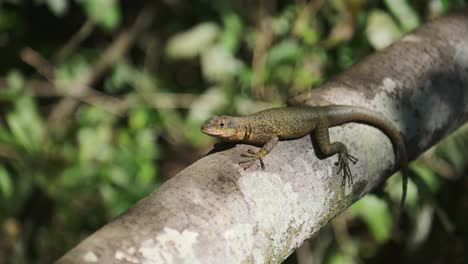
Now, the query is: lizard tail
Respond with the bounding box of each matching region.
[396,138,408,212]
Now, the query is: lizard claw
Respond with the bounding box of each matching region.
[337,152,355,187]
[348,153,358,164]
[239,159,255,169]
[239,149,266,170]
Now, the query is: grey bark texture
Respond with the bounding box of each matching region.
[57,10,468,264]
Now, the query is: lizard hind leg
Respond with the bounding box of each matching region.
[314,121,358,187]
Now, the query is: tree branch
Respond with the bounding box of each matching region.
[57,10,468,263]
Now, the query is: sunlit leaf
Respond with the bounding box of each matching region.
[47,0,69,16]
[0,70,24,100]
[166,22,220,59]
[201,45,242,83]
[80,0,121,30]
[366,10,402,50]
[6,70,24,93]
[77,126,113,162]
[384,0,420,32]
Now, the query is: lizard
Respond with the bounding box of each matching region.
[201,105,408,209]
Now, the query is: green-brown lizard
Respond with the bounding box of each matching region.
[201,105,408,209]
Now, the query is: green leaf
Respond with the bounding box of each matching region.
[0,9,18,31]
[0,166,13,198]
[436,123,468,173]
[384,0,420,32]
[166,22,220,59]
[411,162,440,193]
[386,171,418,208]
[327,252,353,264]
[272,6,294,37]
[137,161,156,186]
[76,105,115,126]
[365,10,403,50]
[349,195,392,242]
[267,39,302,66]
[273,64,294,84]
[47,0,69,16]
[7,70,25,93]
[55,55,91,89]
[80,0,121,30]
[6,96,45,153]
[104,60,134,93]
[219,12,243,51]
[0,70,24,100]
[129,108,151,130]
[77,126,113,162]
[201,45,242,83]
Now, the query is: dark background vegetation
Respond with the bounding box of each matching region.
[0,0,467,263]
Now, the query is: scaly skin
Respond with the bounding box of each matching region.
[201,105,408,209]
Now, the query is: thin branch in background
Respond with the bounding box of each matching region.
[124,92,198,110]
[47,5,155,127]
[20,48,125,116]
[54,20,96,62]
[143,36,160,73]
[1,75,200,111]
[20,47,55,80]
[419,147,459,180]
[0,77,58,98]
[0,144,20,161]
[86,6,155,86]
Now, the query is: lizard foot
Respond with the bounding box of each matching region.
[336,152,358,186]
[239,149,265,170]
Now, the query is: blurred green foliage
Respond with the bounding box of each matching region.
[0,0,467,263]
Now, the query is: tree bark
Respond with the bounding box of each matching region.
[57,10,468,264]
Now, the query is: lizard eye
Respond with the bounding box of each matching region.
[220,123,224,127]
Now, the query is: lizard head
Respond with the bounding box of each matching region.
[201,115,243,141]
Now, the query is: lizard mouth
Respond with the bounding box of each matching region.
[201,127,223,136]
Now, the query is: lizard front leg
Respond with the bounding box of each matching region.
[314,120,358,186]
[239,136,279,170]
